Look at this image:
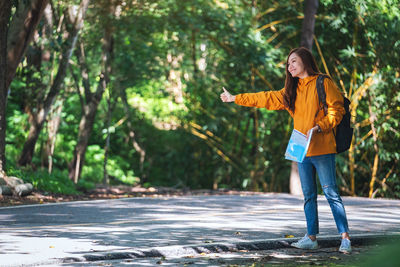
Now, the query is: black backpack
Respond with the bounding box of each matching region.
[316,75,354,153]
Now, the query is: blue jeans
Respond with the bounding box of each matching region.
[297,153,349,236]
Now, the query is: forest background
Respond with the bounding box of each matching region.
[0,0,399,199]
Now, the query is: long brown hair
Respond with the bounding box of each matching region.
[283,47,321,113]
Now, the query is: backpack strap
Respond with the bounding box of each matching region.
[316,75,328,116]
[314,75,338,138]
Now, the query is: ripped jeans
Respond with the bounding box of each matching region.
[297,153,349,236]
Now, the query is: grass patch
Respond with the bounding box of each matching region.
[6,167,80,195]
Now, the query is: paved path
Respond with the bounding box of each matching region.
[0,193,400,266]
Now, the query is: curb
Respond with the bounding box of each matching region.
[63,233,400,263]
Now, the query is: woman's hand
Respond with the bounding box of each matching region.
[220,87,236,102]
[306,125,321,139]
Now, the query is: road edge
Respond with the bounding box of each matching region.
[61,232,400,263]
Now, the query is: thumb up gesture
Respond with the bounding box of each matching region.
[220,87,236,102]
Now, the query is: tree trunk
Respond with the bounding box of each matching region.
[69,102,100,183]
[18,0,90,166]
[289,161,302,194]
[18,117,45,167]
[250,109,260,191]
[45,102,63,173]
[69,1,114,183]
[368,94,379,198]
[103,93,112,185]
[191,29,198,75]
[290,0,319,195]
[300,0,319,50]
[119,87,146,182]
[0,1,12,176]
[6,0,49,89]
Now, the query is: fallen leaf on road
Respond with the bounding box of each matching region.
[285,234,294,238]
[49,246,54,248]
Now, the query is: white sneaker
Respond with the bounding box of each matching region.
[339,238,352,253]
[291,234,318,250]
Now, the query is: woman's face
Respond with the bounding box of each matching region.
[288,53,308,78]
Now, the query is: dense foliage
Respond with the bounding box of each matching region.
[5,0,400,198]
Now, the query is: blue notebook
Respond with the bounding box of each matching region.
[285,129,314,163]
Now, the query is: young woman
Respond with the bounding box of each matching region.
[220,47,351,253]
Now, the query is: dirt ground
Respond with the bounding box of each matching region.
[0,185,265,207]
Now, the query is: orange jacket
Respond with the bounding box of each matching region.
[234,75,345,156]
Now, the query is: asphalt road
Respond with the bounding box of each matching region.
[1,193,400,266]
